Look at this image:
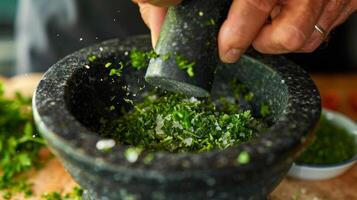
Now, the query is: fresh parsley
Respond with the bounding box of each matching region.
[0,82,45,198]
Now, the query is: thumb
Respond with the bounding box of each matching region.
[138,3,168,48]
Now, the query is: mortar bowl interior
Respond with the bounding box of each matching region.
[33,35,321,200]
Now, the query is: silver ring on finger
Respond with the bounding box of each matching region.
[314,24,327,40]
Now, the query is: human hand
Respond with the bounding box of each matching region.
[133,0,357,63]
[132,0,182,47]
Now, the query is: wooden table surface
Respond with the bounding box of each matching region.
[1,73,356,200]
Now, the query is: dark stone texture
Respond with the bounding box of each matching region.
[145,0,231,97]
[33,35,321,200]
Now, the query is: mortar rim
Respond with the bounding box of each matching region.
[33,35,321,174]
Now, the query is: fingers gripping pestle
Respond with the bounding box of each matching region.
[145,0,232,97]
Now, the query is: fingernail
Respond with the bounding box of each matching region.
[222,49,242,63]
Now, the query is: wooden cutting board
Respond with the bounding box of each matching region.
[1,73,356,200]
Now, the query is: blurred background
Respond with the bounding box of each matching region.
[0,0,17,76]
[0,0,356,77]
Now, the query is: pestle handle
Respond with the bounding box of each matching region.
[145,0,232,97]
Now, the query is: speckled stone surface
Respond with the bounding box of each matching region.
[33,35,321,200]
[145,0,231,97]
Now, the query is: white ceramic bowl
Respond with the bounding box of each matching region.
[288,109,357,180]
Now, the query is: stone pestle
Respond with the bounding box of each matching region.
[145,0,232,97]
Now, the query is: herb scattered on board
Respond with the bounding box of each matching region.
[296,114,356,165]
[0,82,83,199]
[0,82,45,198]
[42,186,83,200]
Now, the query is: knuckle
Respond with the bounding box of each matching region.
[309,2,323,18]
[222,24,251,49]
[245,0,276,13]
[327,0,348,12]
[338,0,350,8]
[300,0,323,19]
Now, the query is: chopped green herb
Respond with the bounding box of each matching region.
[146,50,159,60]
[205,18,216,26]
[100,93,267,153]
[130,49,158,70]
[216,97,240,115]
[42,186,83,200]
[161,53,171,61]
[105,62,112,68]
[175,54,195,77]
[2,191,11,200]
[296,114,356,165]
[143,153,155,164]
[244,92,254,102]
[129,49,196,77]
[64,186,83,200]
[0,82,84,199]
[260,104,270,117]
[123,98,134,105]
[42,192,62,200]
[187,67,194,77]
[119,61,124,68]
[124,147,143,163]
[236,151,250,164]
[88,55,97,62]
[231,79,248,99]
[109,64,124,77]
[98,50,271,154]
[109,105,116,111]
[0,82,45,197]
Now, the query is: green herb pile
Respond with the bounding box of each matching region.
[0,82,82,199]
[101,93,264,152]
[0,82,45,198]
[296,114,356,165]
[42,186,83,200]
[96,49,270,153]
